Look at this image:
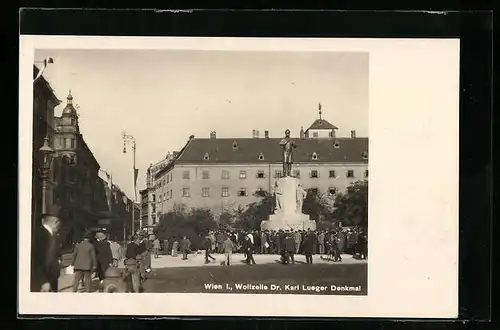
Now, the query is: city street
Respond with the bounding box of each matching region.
[58,253,367,294]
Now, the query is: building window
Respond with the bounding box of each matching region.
[152,194,156,202]
[203,152,210,160]
[364,169,369,178]
[170,173,173,182]
[239,171,247,179]
[258,153,264,160]
[222,187,229,197]
[69,154,77,166]
[182,188,190,197]
[313,132,319,138]
[202,170,210,179]
[362,151,368,160]
[222,170,230,179]
[202,187,210,197]
[170,189,172,198]
[347,170,354,178]
[293,169,300,178]
[256,170,265,179]
[312,152,318,160]
[163,179,166,186]
[334,141,340,148]
[274,170,281,178]
[238,188,247,197]
[182,171,190,179]
[310,170,319,178]
[328,187,337,196]
[329,170,336,178]
[232,141,238,149]
[167,175,170,183]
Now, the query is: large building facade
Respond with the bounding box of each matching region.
[153,113,368,219]
[139,152,177,228]
[32,69,136,247]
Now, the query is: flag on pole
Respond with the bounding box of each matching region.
[134,168,139,188]
[318,103,322,111]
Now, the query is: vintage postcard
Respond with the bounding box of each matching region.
[19,36,459,317]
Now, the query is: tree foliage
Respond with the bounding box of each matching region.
[302,188,333,222]
[332,180,368,228]
[234,190,274,231]
[156,203,217,249]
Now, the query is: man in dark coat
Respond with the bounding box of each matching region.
[203,235,216,264]
[93,232,113,283]
[179,236,191,260]
[31,214,62,292]
[302,229,317,264]
[243,236,256,265]
[71,231,97,292]
[283,233,296,264]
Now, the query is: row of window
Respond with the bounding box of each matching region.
[155,186,345,202]
[181,169,368,180]
[154,168,368,188]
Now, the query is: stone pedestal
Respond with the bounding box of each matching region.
[260,176,317,231]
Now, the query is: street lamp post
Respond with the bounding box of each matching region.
[38,136,55,215]
[122,132,137,236]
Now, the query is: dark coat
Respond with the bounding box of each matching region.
[94,240,113,267]
[179,238,191,251]
[30,226,61,292]
[284,236,295,253]
[302,232,317,254]
[72,239,97,271]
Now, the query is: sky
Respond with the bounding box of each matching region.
[35,49,368,200]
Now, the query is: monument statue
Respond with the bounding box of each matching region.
[260,132,316,231]
[296,183,307,213]
[273,181,283,213]
[279,129,297,177]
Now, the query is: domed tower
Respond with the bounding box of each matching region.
[54,90,79,164]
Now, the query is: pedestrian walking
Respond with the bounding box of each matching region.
[244,236,256,265]
[153,237,161,259]
[124,236,141,293]
[71,232,97,293]
[222,234,234,266]
[93,232,113,284]
[31,214,62,292]
[180,236,191,260]
[203,235,216,264]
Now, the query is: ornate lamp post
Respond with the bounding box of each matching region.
[122,131,137,235]
[38,136,55,215]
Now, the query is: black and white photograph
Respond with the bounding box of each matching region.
[19,36,459,318]
[30,48,369,295]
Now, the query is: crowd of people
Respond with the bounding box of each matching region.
[30,212,367,294]
[158,227,368,266]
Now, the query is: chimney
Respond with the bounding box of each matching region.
[255,130,260,138]
[350,130,356,138]
[264,130,269,138]
[210,131,216,139]
[300,127,305,139]
[252,129,256,138]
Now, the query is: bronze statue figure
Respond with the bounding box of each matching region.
[279,129,297,177]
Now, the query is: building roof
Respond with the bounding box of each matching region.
[175,137,368,165]
[306,119,338,131]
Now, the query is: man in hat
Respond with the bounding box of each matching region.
[31,213,62,292]
[124,235,141,292]
[93,231,113,283]
[71,231,97,292]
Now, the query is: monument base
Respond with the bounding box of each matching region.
[260,213,317,231]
